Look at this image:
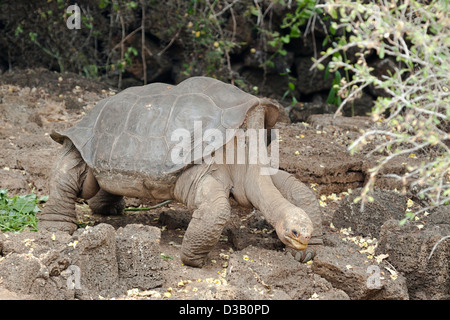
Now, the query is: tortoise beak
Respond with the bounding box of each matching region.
[284,235,309,250]
[284,229,311,250]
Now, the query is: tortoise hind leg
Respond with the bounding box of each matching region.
[88,189,125,216]
[179,174,231,267]
[271,169,323,262]
[38,139,97,234]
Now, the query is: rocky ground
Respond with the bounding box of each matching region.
[0,69,448,300]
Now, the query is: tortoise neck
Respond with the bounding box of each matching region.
[240,104,291,226]
[242,165,292,227]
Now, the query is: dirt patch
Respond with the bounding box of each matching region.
[0,69,446,300]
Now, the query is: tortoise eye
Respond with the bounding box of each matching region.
[292,229,298,237]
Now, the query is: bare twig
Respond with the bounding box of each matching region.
[141,0,147,85]
[212,0,241,18]
[206,0,235,82]
[109,26,143,53]
[157,29,181,56]
[124,200,173,212]
[428,236,450,261]
[334,82,370,118]
[118,12,125,89]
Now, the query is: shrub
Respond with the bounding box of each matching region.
[312,0,449,216]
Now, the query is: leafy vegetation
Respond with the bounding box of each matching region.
[251,0,321,104]
[0,189,48,233]
[179,0,240,81]
[312,0,449,218]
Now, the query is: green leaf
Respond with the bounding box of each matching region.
[12,194,37,214]
[99,0,110,9]
[38,195,49,203]
[0,189,8,198]
[281,35,291,44]
[268,40,278,48]
[333,71,342,84]
[128,47,138,56]
[160,253,173,261]
[127,1,138,9]
[330,24,337,35]
[29,32,38,42]
[326,88,337,105]
[379,45,385,59]
[278,49,287,56]
[324,63,330,80]
[250,6,260,17]
[329,7,338,19]
[290,26,301,38]
[291,96,298,105]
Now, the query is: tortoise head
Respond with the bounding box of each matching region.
[275,207,313,250]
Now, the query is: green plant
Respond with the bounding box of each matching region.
[82,64,99,78]
[0,189,48,232]
[251,0,321,105]
[181,0,241,81]
[322,27,355,115]
[268,0,318,53]
[29,31,64,72]
[313,0,449,217]
[280,69,299,105]
[160,253,173,261]
[117,46,138,72]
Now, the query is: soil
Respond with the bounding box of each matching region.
[0,69,448,300]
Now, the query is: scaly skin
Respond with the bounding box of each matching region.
[38,105,321,267]
[38,139,91,234]
[172,106,316,267]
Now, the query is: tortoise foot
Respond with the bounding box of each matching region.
[91,202,125,216]
[37,217,77,234]
[294,247,316,263]
[287,236,322,263]
[180,250,208,268]
[88,190,125,216]
[286,245,319,263]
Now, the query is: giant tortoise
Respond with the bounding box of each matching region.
[38,76,322,267]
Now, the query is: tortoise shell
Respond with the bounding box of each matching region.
[52,77,278,186]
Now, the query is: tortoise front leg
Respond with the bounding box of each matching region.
[38,139,98,234]
[179,174,231,267]
[88,189,125,216]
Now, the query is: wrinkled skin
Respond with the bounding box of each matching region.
[39,106,322,267]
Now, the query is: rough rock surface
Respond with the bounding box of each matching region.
[312,246,409,300]
[116,224,163,290]
[377,211,450,300]
[332,188,407,238]
[0,223,163,299]
[226,245,350,300]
